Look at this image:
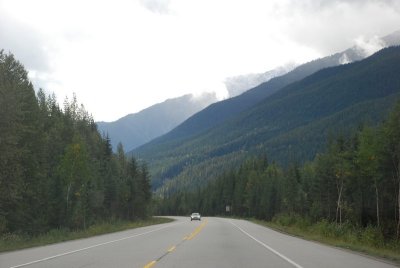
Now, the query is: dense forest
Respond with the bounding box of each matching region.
[156,101,400,240]
[0,51,152,235]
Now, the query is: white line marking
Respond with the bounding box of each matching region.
[230,220,303,268]
[9,222,183,268]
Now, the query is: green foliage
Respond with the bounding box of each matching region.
[256,218,400,263]
[156,99,400,246]
[0,51,152,236]
[135,46,400,196]
[153,47,400,252]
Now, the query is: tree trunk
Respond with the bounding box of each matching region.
[336,178,343,225]
[374,181,380,227]
[66,182,72,212]
[394,160,400,240]
[397,179,400,240]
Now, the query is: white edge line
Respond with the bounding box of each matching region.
[230,220,303,268]
[9,222,183,268]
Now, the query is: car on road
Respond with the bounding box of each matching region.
[190,213,201,221]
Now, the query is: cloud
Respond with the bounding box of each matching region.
[354,35,386,57]
[0,6,59,93]
[287,0,400,12]
[1,0,399,121]
[338,53,350,65]
[224,64,296,98]
[281,0,400,54]
[139,0,171,14]
[0,10,49,72]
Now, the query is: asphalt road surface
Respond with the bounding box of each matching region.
[0,217,397,268]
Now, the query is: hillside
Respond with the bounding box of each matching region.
[135,40,368,152]
[96,65,294,152]
[97,92,217,151]
[134,46,400,192]
[133,31,399,152]
[224,64,295,97]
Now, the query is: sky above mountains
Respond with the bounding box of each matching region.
[1,0,399,121]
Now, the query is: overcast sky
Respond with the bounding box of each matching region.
[1,0,399,121]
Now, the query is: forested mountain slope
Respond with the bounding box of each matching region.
[136,47,364,150]
[156,101,400,242]
[135,46,400,192]
[97,93,217,151]
[134,31,399,155]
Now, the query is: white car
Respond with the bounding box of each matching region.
[190,213,201,221]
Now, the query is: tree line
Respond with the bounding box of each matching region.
[156,100,400,241]
[0,51,151,235]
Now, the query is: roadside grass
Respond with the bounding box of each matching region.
[252,216,400,265]
[0,217,173,253]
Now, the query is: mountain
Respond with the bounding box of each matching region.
[97,92,217,151]
[134,46,400,192]
[98,64,295,152]
[381,29,400,47]
[135,31,399,153]
[224,63,296,97]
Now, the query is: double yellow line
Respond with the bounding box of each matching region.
[143,219,208,268]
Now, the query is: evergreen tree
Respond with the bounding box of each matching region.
[0,50,44,233]
[381,101,400,239]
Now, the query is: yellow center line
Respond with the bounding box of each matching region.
[143,260,156,268]
[142,219,208,268]
[187,219,208,240]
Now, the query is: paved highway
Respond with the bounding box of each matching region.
[0,217,397,268]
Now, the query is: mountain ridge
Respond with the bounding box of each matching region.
[134,46,400,193]
[97,92,217,151]
[134,33,393,152]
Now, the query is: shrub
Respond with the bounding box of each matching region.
[272,213,296,226]
[361,225,384,247]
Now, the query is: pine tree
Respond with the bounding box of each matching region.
[382,101,400,239]
[0,51,44,233]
